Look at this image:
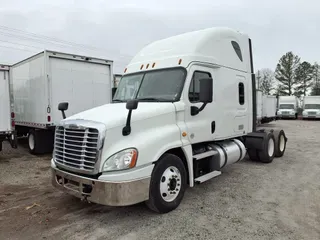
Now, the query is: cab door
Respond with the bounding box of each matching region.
[183,65,218,144]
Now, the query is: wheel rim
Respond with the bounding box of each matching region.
[279,135,285,152]
[160,166,182,202]
[29,133,35,150]
[268,137,275,157]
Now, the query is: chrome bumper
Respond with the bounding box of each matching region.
[51,167,151,206]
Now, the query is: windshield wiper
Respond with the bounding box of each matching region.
[112,99,124,102]
[137,97,169,102]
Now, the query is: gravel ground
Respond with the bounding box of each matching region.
[0,120,320,240]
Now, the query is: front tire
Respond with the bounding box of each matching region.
[146,153,187,213]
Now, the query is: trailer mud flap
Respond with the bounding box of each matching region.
[8,131,18,149]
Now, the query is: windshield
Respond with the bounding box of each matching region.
[304,104,320,109]
[279,104,294,109]
[113,68,186,102]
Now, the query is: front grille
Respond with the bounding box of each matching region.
[54,126,99,172]
[282,111,289,114]
[308,112,316,115]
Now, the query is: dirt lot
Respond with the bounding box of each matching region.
[1,120,320,240]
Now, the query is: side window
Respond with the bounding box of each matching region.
[238,82,245,105]
[189,71,211,103]
[231,41,243,62]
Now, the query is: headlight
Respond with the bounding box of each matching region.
[102,148,138,172]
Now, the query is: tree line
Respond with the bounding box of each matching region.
[256,51,320,97]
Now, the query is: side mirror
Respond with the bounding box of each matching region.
[58,102,69,111]
[123,99,139,136]
[126,99,138,110]
[58,102,69,119]
[199,78,213,103]
[191,78,213,116]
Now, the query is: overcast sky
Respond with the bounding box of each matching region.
[0,0,319,74]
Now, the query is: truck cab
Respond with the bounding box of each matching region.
[277,96,299,119]
[51,27,288,213]
[302,96,320,119]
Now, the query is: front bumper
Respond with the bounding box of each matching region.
[51,167,151,206]
[278,113,296,118]
[302,115,320,119]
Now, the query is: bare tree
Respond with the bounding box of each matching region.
[257,68,275,95]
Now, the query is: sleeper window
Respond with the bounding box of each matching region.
[189,71,211,103]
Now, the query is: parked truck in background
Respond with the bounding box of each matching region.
[302,95,320,119]
[256,90,263,125]
[10,50,114,154]
[277,96,299,119]
[0,65,17,151]
[50,27,288,213]
[261,95,277,123]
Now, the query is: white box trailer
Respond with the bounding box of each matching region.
[302,95,320,119]
[11,50,114,154]
[261,95,277,123]
[0,65,17,151]
[277,96,299,119]
[256,90,263,124]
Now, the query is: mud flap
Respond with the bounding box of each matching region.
[8,131,18,149]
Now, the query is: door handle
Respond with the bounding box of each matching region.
[211,121,215,133]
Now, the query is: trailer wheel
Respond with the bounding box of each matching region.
[258,132,276,163]
[273,129,287,157]
[28,130,37,154]
[146,153,187,214]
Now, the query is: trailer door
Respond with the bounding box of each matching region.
[49,57,112,124]
[0,69,11,132]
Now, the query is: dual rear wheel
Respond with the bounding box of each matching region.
[247,129,287,163]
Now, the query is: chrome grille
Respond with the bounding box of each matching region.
[54,126,99,172]
[282,111,289,115]
[308,112,316,115]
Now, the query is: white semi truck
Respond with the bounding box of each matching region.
[51,27,288,213]
[302,95,320,119]
[277,96,299,119]
[0,65,17,151]
[11,50,114,154]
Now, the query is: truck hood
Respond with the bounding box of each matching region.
[62,102,177,129]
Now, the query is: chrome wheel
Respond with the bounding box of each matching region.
[160,166,181,202]
[279,135,285,152]
[268,137,275,157]
[29,133,35,150]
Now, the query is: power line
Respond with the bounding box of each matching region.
[0,25,133,60]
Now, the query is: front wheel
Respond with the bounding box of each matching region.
[146,153,187,214]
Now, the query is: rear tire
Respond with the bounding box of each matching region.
[247,149,259,162]
[146,153,187,214]
[273,129,287,157]
[28,129,38,154]
[258,132,276,163]
[28,129,54,154]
